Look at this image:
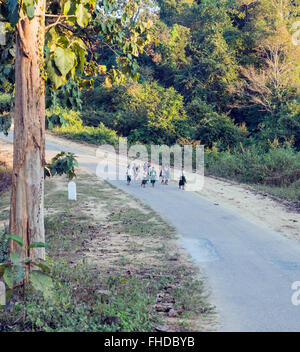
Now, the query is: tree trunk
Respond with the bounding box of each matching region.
[9,1,46,260]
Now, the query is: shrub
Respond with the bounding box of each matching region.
[253,99,300,150]
[53,110,118,146]
[115,82,189,144]
[205,144,300,186]
[196,113,247,150]
[80,82,189,145]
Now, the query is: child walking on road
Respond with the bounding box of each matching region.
[165,164,170,185]
[150,167,157,188]
[141,170,148,188]
[179,167,187,190]
[126,165,133,185]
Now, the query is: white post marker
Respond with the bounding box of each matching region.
[0,281,5,306]
[68,181,77,201]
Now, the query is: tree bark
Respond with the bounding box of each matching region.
[9,1,46,260]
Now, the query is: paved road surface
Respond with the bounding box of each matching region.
[2,131,300,331]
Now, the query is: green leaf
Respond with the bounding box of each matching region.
[75,3,91,28]
[63,0,72,15]
[64,0,77,24]
[46,27,59,53]
[33,259,51,273]
[0,263,10,278]
[27,242,48,250]
[26,5,35,19]
[73,41,87,73]
[10,252,21,264]
[6,234,23,248]
[46,59,68,90]
[3,264,25,286]
[54,47,76,77]
[7,0,19,26]
[13,265,26,284]
[30,270,54,298]
[22,0,35,20]
[3,267,14,288]
[47,120,53,130]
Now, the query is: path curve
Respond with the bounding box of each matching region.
[2,131,300,332]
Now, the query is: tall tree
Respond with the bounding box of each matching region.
[0,0,153,261]
[232,0,300,113]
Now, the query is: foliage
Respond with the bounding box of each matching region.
[0,93,13,135]
[46,111,66,130]
[52,109,118,145]
[2,0,300,154]
[118,82,188,144]
[1,0,300,196]
[154,21,191,71]
[253,99,300,149]
[79,81,188,145]
[0,234,53,299]
[45,151,79,180]
[47,78,83,111]
[0,22,15,94]
[195,113,247,150]
[205,143,300,189]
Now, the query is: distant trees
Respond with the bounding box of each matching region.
[232,0,300,112]
[2,0,300,168]
[62,0,299,150]
[138,0,300,147]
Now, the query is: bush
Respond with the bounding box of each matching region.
[205,145,300,186]
[117,82,189,144]
[53,110,118,146]
[196,113,247,150]
[253,99,300,150]
[0,93,12,113]
[0,262,161,332]
[80,82,189,145]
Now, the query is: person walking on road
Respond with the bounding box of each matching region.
[160,164,166,184]
[165,164,170,185]
[126,165,133,185]
[133,163,139,182]
[150,167,157,188]
[141,170,148,188]
[179,167,187,190]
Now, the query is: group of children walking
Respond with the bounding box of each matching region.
[126,162,187,190]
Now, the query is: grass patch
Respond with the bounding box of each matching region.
[254,181,300,202]
[51,109,118,147]
[108,207,174,239]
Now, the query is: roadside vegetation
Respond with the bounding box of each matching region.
[205,143,300,201]
[0,171,213,332]
[1,1,300,201]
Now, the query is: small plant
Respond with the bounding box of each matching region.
[0,234,53,300]
[45,152,78,181]
[46,113,66,130]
